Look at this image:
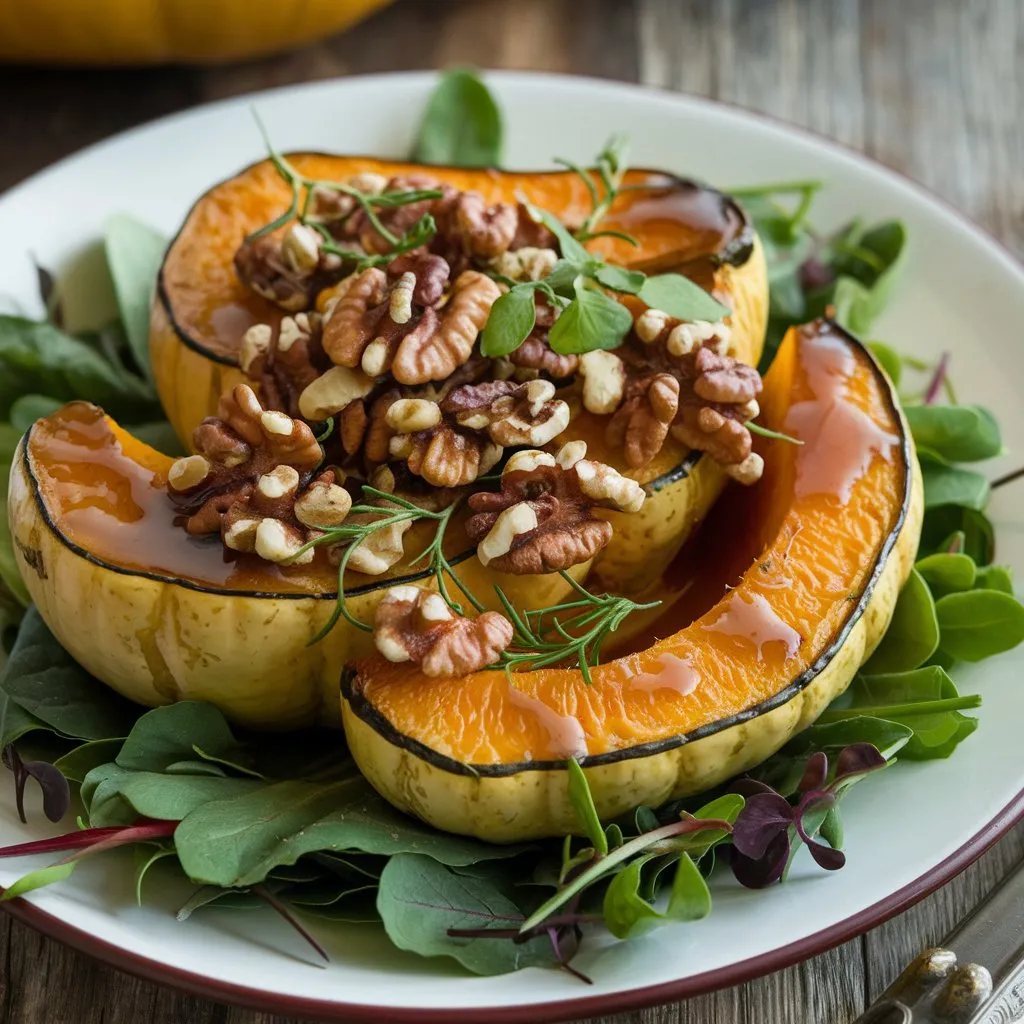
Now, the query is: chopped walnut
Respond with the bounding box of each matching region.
[578,350,626,415]
[607,372,681,469]
[235,229,343,312]
[465,441,646,575]
[167,385,348,565]
[509,332,578,380]
[391,271,501,385]
[490,246,558,283]
[384,379,570,488]
[241,312,334,421]
[669,347,764,479]
[320,267,390,367]
[454,192,519,259]
[373,584,514,677]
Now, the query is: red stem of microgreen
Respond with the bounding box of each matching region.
[0,821,177,861]
[923,351,950,405]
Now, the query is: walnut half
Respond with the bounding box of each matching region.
[465,441,646,575]
[373,584,514,677]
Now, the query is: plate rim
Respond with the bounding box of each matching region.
[2,68,1023,1021]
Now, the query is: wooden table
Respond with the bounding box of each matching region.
[0,1,1021,1021]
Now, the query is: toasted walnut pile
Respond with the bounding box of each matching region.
[465,441,646,575]
[579,309,764,483]
[167,384,351,565]
[373,584,514,677]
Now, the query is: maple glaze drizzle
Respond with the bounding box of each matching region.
[703,592,800,662]
[629,653,700,697]
[27,403,331,594]
[784,326,899,503]
[507,684,589,761]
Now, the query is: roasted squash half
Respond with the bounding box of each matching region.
[150,155,765,443]
[341,320,924,842]
[7,403,603,730]
[148,156,768,600]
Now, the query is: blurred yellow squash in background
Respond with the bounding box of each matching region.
[0,0,391,64]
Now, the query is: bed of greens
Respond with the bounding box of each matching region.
[0,70,1021,980]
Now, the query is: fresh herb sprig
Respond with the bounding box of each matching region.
[495,571,661,684]
[555,134,636,244]
[251,113,441,270]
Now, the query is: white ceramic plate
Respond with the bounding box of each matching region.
[0,71,1022,1023]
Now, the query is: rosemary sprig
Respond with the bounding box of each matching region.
[556,134,636,244]
[249,111,441,269]
[496,572,660,684]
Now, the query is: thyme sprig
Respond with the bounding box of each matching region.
[495,571,660,684]
[249,111,441,269]
[296,486,467,641]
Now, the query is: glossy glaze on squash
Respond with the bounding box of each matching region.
[341,320,924,840]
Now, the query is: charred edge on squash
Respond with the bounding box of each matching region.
[19,420,699,602]
[340,320,913,777]
[156,152,756,367]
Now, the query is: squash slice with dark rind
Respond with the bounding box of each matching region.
[341,320,924,842]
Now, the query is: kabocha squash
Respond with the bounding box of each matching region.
[341,320,924,842]
[5,402,593,730]
[149,155,769,597]
[0,0,390,65]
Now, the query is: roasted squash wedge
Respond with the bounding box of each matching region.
[341,320,924,841]
[6,403,591,730]
[149,156,768,598]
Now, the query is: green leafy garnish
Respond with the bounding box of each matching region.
[412,69,503,168]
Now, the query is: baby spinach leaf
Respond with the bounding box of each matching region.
[548,278,632,355]
[919,506,994,566]
[919,462,989,511]
[831,276,874,335]
[116,702,244,774]
[104,214,166,382]
[135,846,178,905]
[603,851,710,940]
[377,853,554,975]
[174,777,527,888]
[0,609,140,741]
[567,758,607,855]
[934,590,1024,662]
[831,221,907,333]
[480,285,536,357]
[9,395,63,432]
[783,717,912,761]
[53,738,125,783]
[915,552,977,596]
[412,69,503,168]
[862,569,939,673]
[637,273,730,322]
[905,405,1002,464]
[0,316,158,422]
[975,565,1014,594]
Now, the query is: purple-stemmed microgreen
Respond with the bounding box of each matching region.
[1,746,70,825]
[730,743,887,889]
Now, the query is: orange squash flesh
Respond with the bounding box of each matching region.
[341,321,923,838]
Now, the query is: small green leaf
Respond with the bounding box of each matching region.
[104,214,167,383]
[832,275,874,334]
[53,738,126,783]
[934,590,1024,662]
[784,717,912,761]
[863,568,939,673]
[548,278,632,355]
[905,405,1002,463]
[819,808,844,851]
[412,69,503,168]
[591,263,645,294]
[637,273,730,322]
[975,565,1014,594]
[480,285,536,357]
[0,860,76,901]
[116,702,244,774]
[602,857,660,939]
[919,506,994,566]
[920,463,989,511]
[915,553,977,596]
[377,853,554,975]
[567,758,607,855]
[665,851,711,922]
[9,395,63,432]
[526,206,591,265]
